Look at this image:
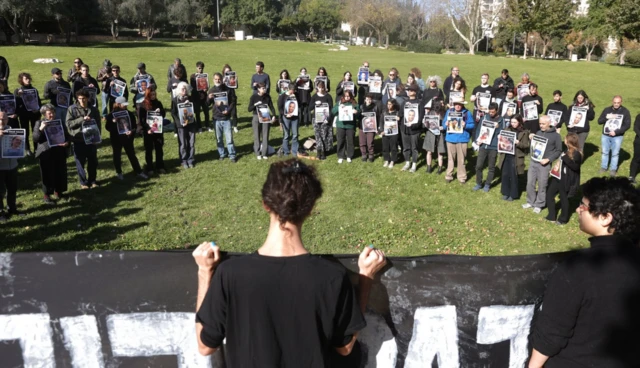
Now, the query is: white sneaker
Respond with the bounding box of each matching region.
[401,162,411,171]
[409,163,417,173]
[383,161,389,167]
[533,207,542,214]
[347,158,352,163]
[338,159,343,164]
[174,133,178,138]
[137,173,149,180]
[208,128,214,133]
[116,173,124,180]
[522,203,533,209]
[388,162,394,169]
[233,127,239,133]
[257,155,262,160]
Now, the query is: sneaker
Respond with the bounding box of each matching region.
[388,162,394,169]
[630,176,637,185]
[90,182,100,188]
[137,173,149,179]
[483,185,490,192]
[43,195,55,205]
[208,128,214,133]
[80,184,89,190]
[319,155,326,161]
[338,159,343,164]
[409,163,417,173]
[233,127,239,133]
[116,173,124,181]
[230,157,237,163]
[472,184,482,191]
[347,158,352,163]
[522,203,533,209]
[598,168,607,174]
[383,161,389,168]
[368,157,374,163]
[257,155,262,160]
[401,162,411,171]
[174,133,178,138]
[158,169,166,174]
[54,192,64,201]
[533,207,542,214]
[188,163,194,168]
[610,170,617,177]
[25,150,33,157]
[182,163,189,169]
[219,156,225,161]
[361,156,367,162]
[506,197,514,202]
[555,221,566,226]
[446,178,453,183]
[7,209,24,217]
[502,195,509,200]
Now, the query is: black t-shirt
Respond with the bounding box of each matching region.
[196,252,366,368]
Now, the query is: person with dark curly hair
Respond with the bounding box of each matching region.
[529,176,640,368]
[192,159,387,366]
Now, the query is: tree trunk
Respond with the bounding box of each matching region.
[146,25,154,41]
[377,29,382,47]
[111,21,119,40]
[523,33,528,59]
[542,41,547,58]
[385,33,389,48]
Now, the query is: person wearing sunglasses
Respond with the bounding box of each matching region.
[43,67,72,124]
[67,58,84,83]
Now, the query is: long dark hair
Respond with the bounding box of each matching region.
[387,98,399,112]
[279,69,290,80]
[573,90,595,108]
[340,90,354,104]
[317,67,328,77]
[142,86,157,111]
[510,114,524,132]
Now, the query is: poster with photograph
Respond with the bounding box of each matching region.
[501,102,517,118]
[497,130,516,155]
[357,67,369,85]
[285,98,298,117]
[530,135,548,162]
[550,159,562,179]
[82,120,101,145]
[386,83,396,99]
[1,129,26,158]
[136,79,150,94]
[338,104,354,121]
[384,115,398,136]
[446,111,464,134]
[476,92,491,112]
[224,72,237,89]
[296,75,311,90]
[369,76,382,93]
[568,107,588,128]
[113,110,131,135]
[517,84,530,100]
[277,79,290,94]
[0,94,17,115]
[22,89,40,112]
[110,79,126,99]
[343,81,355,94]
[361,112,377,133]
[477,120,497,146]
[258,104,271,123]
[314,76,327,91]
[178,102,195,126]
[213,92,229,114]
[423,115,440,135]
[314,103,330,124]
[547,110,563,127]
[83,87,97,108]
[146,111,163,134]
[449,91,463,103]
[196,73,209,92]
[43,119,66,147]
[603,114,623,135]
[57,87,71,108]
[404,103,419,126]
[522,101,539,121]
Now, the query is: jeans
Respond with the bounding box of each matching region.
[101,92,109,117]
[215,120,236,159]
[601,134,624,171]
[281,117,299,155]
[73,141,98,186]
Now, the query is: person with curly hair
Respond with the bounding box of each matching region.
[530,176,640,368]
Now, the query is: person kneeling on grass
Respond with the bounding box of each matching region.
[498,114,529,201]
[523,115,562,214]
[193,158,387,365]
[545,133,582,225]
[529,176,640,368]
[106,97,147,181]
[473,102,502,192]
[0,111,23,222]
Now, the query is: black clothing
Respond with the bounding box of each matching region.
[167,64,187,90]
[207,85,236,122]
[104,76,129,112]
[499,98,519,123]
[310,93,334,123]
[0,167,18,211]
[33,119,68,195]
[545,101,569,127]
[400,99,424,136]
[443,74,464,102]
[43,78,72,107]
[129,72,157,105]
[277,93,298,123]
[631,115,640,178]
[421,88,445,107]
[520,94,543,132]
[137,100,166,171]
[248,94,276,117]
[335,80,357,100]
[492,75,514,100]
[566,102,595,134]
[72,76,100,96]
[0,56,9,81]
[196,253,365,368]
[597,105,632,136]
[545,150,582,223]
[14,85,42,150]
[532,235,640,368]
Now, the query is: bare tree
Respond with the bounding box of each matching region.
[448,0,504,54]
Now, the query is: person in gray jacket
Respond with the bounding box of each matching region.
[523,115,562,213]
[0,111,21,221]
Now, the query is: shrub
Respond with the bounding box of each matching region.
[624,50,640,65]
[407,39,443,54]
[603,53,619,64]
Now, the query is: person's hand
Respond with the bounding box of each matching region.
[535,100,540,105]
[39,121,47,131]
[17,89,23,95]
[470,95,477,101]
[89,84,95,88]
[155,108,160,113]
[271,117,276,123]
[136,126,143,134]
[540,158,550,165]
[192,242,221,272]
[528,133,534,140]
[125,131,132,136]
[108,81,112,87]
[515,139,520,144]
[253,82,257,87]
[84,116,91,121]
[606,113,614,119]
[499,83,504,88]
[609,131,616,137]
[9,114,17,119]
[494,122,499,128]
[279,124,283,131]
[208,93,214,99]
[0,130,4,137]
[223,110,228,115]
[358,246,387,279]
[461,121,466,128]
[63,142,69,147]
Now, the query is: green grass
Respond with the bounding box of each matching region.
[2,40,639,255]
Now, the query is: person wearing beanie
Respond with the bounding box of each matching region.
[129,62,157,108]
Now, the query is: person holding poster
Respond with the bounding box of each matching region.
[190,62,211,133]
[65,89,101,189]
[0,111,21,220]
[172,82,197,168]
[443,66,463,103]
[43,67,72,124]
[422,99,446,174]
[498,114,530,201]
[520,83,543,132]
[139,88,167,174]
[405,74,422,100]
[544,133,583,225]
[222,64,239,132]
[382,68,401,104]
[515,72,532,100]
[400,85,424,172]
[315,67,330,91]
[248,83,277,160]
[97,59,112,117]
[14,72,42,156]
[71,64,100,107]
[442,97,474,183]
[251,61,271,96]
[530,177,640,368]
[447,77,467,108]
[32,104,69,203]
[565,90,595,151]
[276,69,291,95]
[421,75,444,108]
[129,63,157,108]
[381,99,402,168]
[597,95,631,176]
[545,90,568,128]
[294,68,313,127]
[310,81,333,160]
[359,93,381,162]
[470,73,495,124]
[106,97,146,180]
[207,73,237,163]
[104,65,129,114]
[336,71,356,101]
[492,69,514,103]
[498,89,518,124]
[278,85,300,157]
[332,91,360,163]
[523,116,562,213]
[473,103,502,192]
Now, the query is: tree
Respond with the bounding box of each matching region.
[121,0,166,40]
[53,0,101,43]
[0,0,55,43]
[448,0,505,54]
[534,0,575,57]
[607,0,640,64]
[298,0,341,40]
[507,0,540,58]
[221,0,281,37]
[358,0,401,48]
[167,0,208,39]
[98,0,124,40]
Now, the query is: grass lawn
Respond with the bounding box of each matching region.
[2,40,639,255]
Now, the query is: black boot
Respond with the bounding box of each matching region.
[426,165,433,174]
[437,166,444,175]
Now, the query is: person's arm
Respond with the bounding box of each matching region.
[123,83,129,101]
[634,114,640,137]
[265,75,271,95]
[33,120,45,145]
[528,349,549,368]
[43,81,54,101]
[336,81,344,97]
[335,246,386,356]
[617,109,632,135]
[66,107,84,130]
[517,131,530,150]
[192,242,222,356]
[464,110,475,132]
[586,106,596,121]
[561,150,582,171]
[267,96,277,117]
[597,107,607,125]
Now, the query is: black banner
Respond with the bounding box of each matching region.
[0,251,571,367]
